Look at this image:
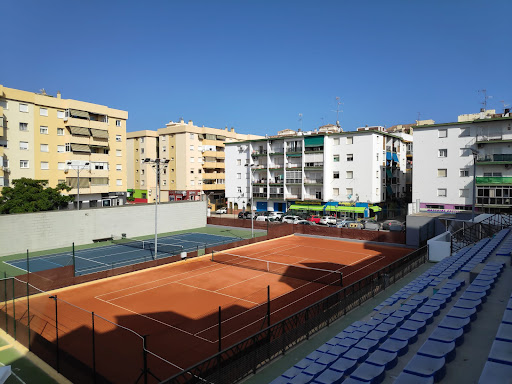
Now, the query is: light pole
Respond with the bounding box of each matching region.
[245,164,255,238]
[470,148,480,222]
[66,161,90,210]
[143,158,170,259]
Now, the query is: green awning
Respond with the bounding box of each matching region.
[289,204,323,211]
[370,206,382,212]
[304,136,324,147]
[325,206,366,213]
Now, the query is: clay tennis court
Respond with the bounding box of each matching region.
[11,234,411,383]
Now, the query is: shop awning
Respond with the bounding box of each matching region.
[392,153,399,162]
[386,152,392,160]
[386,169,393,178]
[289,204,323,211]
[369,206,382,212]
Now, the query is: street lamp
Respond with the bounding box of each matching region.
[66,161,90,211]
[470,148,480,222]
[245,164,255,238]
[143,158,170,259]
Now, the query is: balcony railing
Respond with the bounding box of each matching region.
[304,179,323,184]
[304,147,324,153]
[253,180,267,185]
[286,147,302,153]
[304,162,323,168]
[477,154,512,163]
[252,150,267,156]
[269,193,283,198]
[286,194,301,199]
[253,193,267,198]
[286,164,302,169]
[286,179,302,184]
[476,133,503,142]
[269,148,284,155]
[476,176,512,185]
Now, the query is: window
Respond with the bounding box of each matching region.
[484,172,502,177]
[140,137,144,143]
[346,171,353,179]
[190,157,195,163]
[437,169,447,177]
[65,143,71,152]
[346,188,353,196]
[346,137,353,144]
[58,162,66,170]
[19,104,28,113]
[438,129,447,138]
[190,133,195,139]
[162,146,166,152]
[141,148,144,154]
[333,155,340,162]
[438,149,447,157]
[459,189,468,197]
[347,154,353,161]
[20,160,29,168]
[376,153,379,161]
[19,123,28,131]
[116,179,122,186]
[40,144,49,152]
[0,100,7,109]
[460,168,469,177]
[190,180,195,186]
[333,138,340,145]
[333,171,339,179]
[237,186,242,194]
[0,140,7,148]
[19,141,29,150]
[116,149,122,157]
[40,126,48,134]
[40,162,49,170]
[459,128,470,137]
[116,120,121,127]
[160,136,164,142]
[58,179,65,185]
[57,110,65,119]
[190,145,194,151]
[438,188,447,197]
[237,173,241,179]
[333,188,339,196]
[40,108,48,116]
[190,169,194,174]
[57,145,66,153]
[376,171,379,178]
[116,164,122,171]
[116,135,122,142]
[57,128,64,136]
[141,169,145,175]
[237,159,241,166]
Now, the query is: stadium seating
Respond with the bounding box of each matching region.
[269,228,512,384]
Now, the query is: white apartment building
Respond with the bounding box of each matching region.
[225,127,410,218]
[412,110,512,214]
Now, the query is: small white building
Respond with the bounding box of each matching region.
[412,110,512,214]
[225,128,411,218]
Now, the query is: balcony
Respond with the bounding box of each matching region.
[476,133,504,143]
[253,179,267,185]
[285,194,301,200]
[304,147,324,153]
[304,178,323,185]
[65,117,108,130]
[203,161,225,169]
[203,173,225,180]
[269,148,284,155]
[253,193,267,198]
[304,162,323,169]
[203,184,225,191]
[286,164,302,169]
[476,177,512,185]
[251,150,267,157]
[286,179,302,184]
[476,154,512,165]
[203,150,225,158]
[269,193,284,199]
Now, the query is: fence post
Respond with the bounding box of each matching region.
[26,281,30,350]
[72,242,76,277]
[12,278,15,340]
[92,312,96,384]
[49,295,59,372]
[142,335,148,384]
[267,285,271,328]
[4,274,7,333]
[26,250,30,280]
[218,306,222,352]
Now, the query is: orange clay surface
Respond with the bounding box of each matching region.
[12,235,411,383]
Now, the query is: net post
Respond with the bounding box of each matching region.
[340,272,343,287]
[26,249,29,277]
[211,250,214,262]
[218,306,222,352]
[26,281,30,350]
[72,242,76,277]
[92,312,96,383]
[12,278,15,340]
[267,285,270,328]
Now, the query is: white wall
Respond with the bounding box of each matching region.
[427,231,452,262]
[0,200,206,257]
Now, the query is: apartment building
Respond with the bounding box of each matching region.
[412,109,512,214]
[126,119,262,207]
[0,85,128,208]
[225,126,410,218]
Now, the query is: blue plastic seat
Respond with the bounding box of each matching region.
[460,291,487,303]
[350,362,385,383]
[282,366,302,379]
[311,368,344,384]
[502,310,512,325]
[447,306,477,322]
[383,316,404,327]
[325,344,350,357]
[429,326,464,346]
[348,330,369,341]
[354,338,379,353]
[374,322,396,335]
[404,355,446,382]
[294,358,313,370]
[365,329,388,343]
[305,351,324,361]
[478,360,512,383]
[269,375,290,384]
[302,362,326,378]
[496,323,512,342]
[438,315,471,333]
[289,372,315,384]
[418,339,456,362]
[395,372,435,383]
[337,337,359,348]
[488,339,512,365]
[410,311,434,325]
[455,298,482,312]
[417,304,440,317]
[366,349,398,370]
[402,319,427,334]
[391,328,418,344]
[379,338,409,356]
[343,346,369,363]
[329,357,357,375]
[315,353,337,367]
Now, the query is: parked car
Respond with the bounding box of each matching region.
[319,216,337,226]
[336,219,357,228]
[296,220,315,225]
[307,215,322,224]
[268,211,284,220]
[382,220,403,231]
[215,207,227,214]
[238,211,255,219]
[255,215,268,222]
[282,215,301,224]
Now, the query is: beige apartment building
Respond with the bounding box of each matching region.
[0,85,128,208]
[126,119,262,208]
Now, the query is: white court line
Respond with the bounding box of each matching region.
[94,296,215,344]
[74,255,110,266]
[173,282,259,305]
[343,256,386,278]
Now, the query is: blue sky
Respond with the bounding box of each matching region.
[3,0,511,135]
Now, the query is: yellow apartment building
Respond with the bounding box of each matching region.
[126,119,262,208]
[0,85,128,208]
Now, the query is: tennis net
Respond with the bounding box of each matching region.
[112,238,184,256]
[211,251,342,287]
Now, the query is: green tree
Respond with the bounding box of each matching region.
[0,178,74,214]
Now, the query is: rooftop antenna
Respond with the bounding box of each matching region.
[331,96,343,128]
[500,100,510,111]
[298,113,303,131]
[478,89,492,110]
[417,112,421,124]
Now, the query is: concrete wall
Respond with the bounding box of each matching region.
[0,200,206,257]
[428,231,451,262]
[406,215,447,247]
